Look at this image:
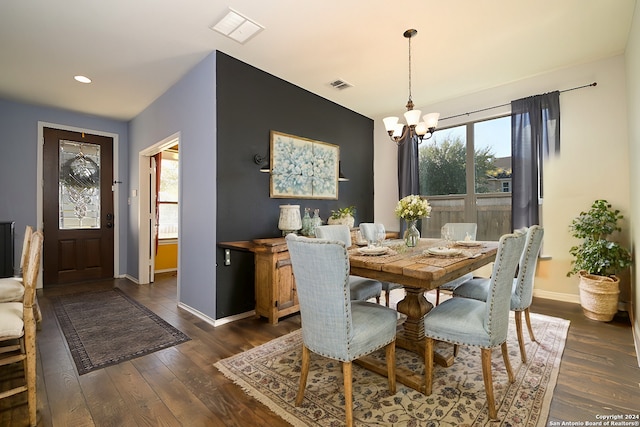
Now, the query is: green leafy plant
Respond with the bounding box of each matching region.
[330,206,356,220]
[567,199,632,277]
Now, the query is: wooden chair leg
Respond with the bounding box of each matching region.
[34,297,43,331]
[343,361,353,427]
[24,315,37,427]
[524,308,536,342]
[385,291,391,307]
[514,310,527,363]
[385,341,396,394]
[481,348,497,420]
[435,290,440,305]
[424,337,434,395]
[501,342,515,383]
[376,296,380,304]
[295,345,310,406]
[453,344,459,357]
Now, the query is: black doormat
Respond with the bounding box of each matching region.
[52,288,190,375]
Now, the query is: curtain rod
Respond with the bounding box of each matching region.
[439,82,597,122]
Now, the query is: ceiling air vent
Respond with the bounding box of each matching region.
[329,79,353,90]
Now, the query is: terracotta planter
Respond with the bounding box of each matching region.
[578,270,620,322]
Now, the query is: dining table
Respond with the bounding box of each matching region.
[348,237,499,392]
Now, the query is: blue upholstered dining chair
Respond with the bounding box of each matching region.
[314,225,383,302]
[453,225,544,363]
[423,230,526,420]
[435,223,478,305]
[285,234,396,427]
[359,223,403,306]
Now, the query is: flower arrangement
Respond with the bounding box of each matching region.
[395,195,431,221]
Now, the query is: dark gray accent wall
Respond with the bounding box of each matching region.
[215,52,374,318]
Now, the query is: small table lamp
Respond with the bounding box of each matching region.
[278,205,302,236]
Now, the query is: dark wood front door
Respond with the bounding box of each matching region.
[43,128,114,285]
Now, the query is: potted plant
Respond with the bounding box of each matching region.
[327,206,356,228]
[567,199,632,321]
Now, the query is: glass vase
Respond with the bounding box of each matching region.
[403,219,420,247]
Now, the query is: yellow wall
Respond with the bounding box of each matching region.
[155,240,177,272]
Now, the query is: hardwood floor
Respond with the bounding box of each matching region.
[1,273,638,426]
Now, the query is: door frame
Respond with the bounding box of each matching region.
[138,132,180,285]
[37,122,121,288]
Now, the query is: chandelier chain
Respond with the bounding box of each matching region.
[408,35,412,105]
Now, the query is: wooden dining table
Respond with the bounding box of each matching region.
[348,238,499,392]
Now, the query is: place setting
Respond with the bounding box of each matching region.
[352,224,399,258]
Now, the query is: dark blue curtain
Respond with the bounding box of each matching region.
[397,130,419,234]
[511,91,560,230]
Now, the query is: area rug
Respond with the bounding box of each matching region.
[52,288,190,375]
[215,312,569,426]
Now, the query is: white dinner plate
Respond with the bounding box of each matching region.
[455,240,482,247]
[426,247,462,256]
[357,246,389,256]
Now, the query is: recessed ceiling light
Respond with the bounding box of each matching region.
[211,8,264,44]
[74,75,92,84]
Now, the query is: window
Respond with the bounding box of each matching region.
[158,151,179,239]
[418,115,511,240]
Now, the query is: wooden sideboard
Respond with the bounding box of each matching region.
[219,230,396,324]
[219,237,298,325]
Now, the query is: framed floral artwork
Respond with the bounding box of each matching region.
[270,130,339,199]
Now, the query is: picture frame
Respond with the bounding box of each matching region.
[269,130,339,199]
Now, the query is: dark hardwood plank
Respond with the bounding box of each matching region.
[0,274,637,426]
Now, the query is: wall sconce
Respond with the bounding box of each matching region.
[254,154,270,173]
[338,161,349,182]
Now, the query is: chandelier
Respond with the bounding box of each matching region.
[383,29,439,145]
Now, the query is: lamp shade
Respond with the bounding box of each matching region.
[278,205,302,234]
[403,109,422,127]
[423,112,440,129]
[383,116,399,132]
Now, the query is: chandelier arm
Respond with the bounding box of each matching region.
[388,125,411,145]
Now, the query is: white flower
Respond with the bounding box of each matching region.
[394,195,431,221]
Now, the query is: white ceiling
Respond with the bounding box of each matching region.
[0,0,635,121]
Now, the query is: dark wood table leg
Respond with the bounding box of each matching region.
[395,287,454,368]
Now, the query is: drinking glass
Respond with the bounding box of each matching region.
[441,224,453,247]
[375,224,386,247]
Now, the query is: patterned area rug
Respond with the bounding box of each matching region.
[52,288,190,375]
[215,312,569,426]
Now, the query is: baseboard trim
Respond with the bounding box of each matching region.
[177,302,255,327]
[154,268,177,274]
[212,310,256,327]
[124,274,139,284]
[532,289,581,304]
[631,307,640,368]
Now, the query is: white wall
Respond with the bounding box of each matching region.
[625,3,640,358]
[373,55,631,303]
